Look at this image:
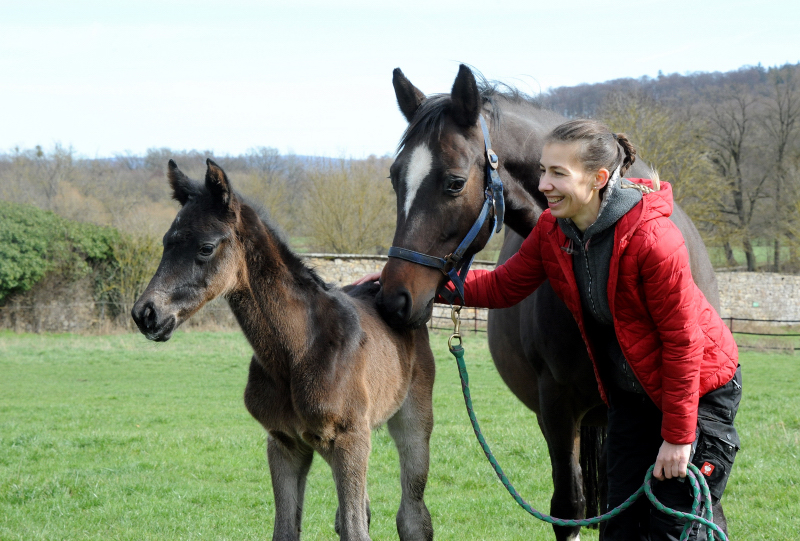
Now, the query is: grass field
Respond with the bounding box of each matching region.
[1,330,798,540]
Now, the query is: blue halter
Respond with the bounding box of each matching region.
[387,114,505,305]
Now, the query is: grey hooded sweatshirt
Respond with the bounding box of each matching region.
[557,174,646,394]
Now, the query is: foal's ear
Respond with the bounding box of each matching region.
[449,64,481,128]
[393,68,426,122]
[205,158,233,208]
[168,159,194,206]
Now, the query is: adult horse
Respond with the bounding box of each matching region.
[376,65,721,541]
[131,159,435,541]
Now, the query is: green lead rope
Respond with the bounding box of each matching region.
[448,342,729,541]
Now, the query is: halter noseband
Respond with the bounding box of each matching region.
[387,114,505,305]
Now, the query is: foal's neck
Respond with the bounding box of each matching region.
[225,205,326,370]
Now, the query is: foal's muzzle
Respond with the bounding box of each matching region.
[131,300,177,342]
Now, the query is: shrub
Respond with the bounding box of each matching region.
[0,200,119,304]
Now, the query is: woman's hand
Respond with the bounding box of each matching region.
[653,441,692,480]
[351,271,382,286]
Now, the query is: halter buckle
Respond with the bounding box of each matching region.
[442,253,459,274]
[486,149,499,170]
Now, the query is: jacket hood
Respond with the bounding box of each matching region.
[634,178,674,220]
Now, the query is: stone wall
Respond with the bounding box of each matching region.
[716,272,800,321]
[305,256,800,325]
[4,255,800,333]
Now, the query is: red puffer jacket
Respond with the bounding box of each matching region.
[459,180,738,445]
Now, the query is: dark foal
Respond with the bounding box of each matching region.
[131,159,435,541]
[377,65,724,541]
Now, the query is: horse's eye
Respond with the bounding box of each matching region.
[445,177,466,194]
[199,244,215,257]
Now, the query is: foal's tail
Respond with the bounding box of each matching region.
[580,425,607,523]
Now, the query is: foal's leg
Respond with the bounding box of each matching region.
[538,375,585,541]
[387,375,434,541]
[267,434,314,541]
[327,427,372,541]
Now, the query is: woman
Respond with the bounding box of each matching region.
[360,119,741,539]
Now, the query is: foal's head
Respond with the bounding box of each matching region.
[131,159,245,341]
[377,65,496,328]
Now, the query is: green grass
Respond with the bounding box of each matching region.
[1,330,798,540]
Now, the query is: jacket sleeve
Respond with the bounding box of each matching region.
[637,218,704,445]
[452,223,549,309]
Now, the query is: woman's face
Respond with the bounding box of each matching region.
[538,142,608,231]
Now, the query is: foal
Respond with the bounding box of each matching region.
[131,159,435,541]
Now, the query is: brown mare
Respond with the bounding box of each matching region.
[131,159,435,541]
[376,65,723,541]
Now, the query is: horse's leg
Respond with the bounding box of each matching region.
[335,494,371,536]
[267,434,314,541]
[328,427,372,541]
[387,368,434,541]
[537,373,586,541]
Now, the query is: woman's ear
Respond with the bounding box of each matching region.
[594,168,610,190]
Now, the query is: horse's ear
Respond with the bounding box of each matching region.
[449,64,481,128]
[168,159,194,206]
[205,158,233,208]
[393,68,426,122]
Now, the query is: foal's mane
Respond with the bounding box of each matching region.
[238,193,330,292]
[397,72,542,153]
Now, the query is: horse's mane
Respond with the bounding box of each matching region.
[237,193,331,292]
[398,70,543,153]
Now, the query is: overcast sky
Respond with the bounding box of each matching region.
[2,0,798,159]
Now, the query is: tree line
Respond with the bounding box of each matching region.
[2,62,799,275]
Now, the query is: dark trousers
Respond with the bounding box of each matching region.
[603,366,742,540]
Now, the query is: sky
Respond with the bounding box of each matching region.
[2,0,799,159]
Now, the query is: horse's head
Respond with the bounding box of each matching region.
[376,65,497,328]
[131,159,244,341]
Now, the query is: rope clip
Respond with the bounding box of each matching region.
[448,305,462,351]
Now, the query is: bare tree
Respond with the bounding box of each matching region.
[302,156,395,254]
[703,86,767,271]
[599,90,718,206]
[762,66,800,270]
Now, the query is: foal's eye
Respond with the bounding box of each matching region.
[445,176,466,194]
[198,244,215,257]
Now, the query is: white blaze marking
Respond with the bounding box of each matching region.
[566,534,580,541]
[403,144,433,218]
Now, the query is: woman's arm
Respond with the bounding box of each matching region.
[444,224,549,309]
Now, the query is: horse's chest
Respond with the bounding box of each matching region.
[243,356,298,432]
[243,356,350,438]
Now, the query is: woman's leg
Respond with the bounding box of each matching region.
[603,390,664,541]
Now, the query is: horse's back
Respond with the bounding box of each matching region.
[668,203,721,312]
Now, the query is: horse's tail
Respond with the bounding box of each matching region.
[580,425,607,523]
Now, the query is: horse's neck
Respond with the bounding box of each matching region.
[225,212,320,371]
[490,105,555,237]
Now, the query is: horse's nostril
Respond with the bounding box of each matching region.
[143,302,157,328]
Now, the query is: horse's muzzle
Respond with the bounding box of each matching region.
[376,287,432,330]
[131,300,177,342]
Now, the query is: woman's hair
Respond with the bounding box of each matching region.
[545,119,637,175]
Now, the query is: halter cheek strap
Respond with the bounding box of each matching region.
[387,114,505,305]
